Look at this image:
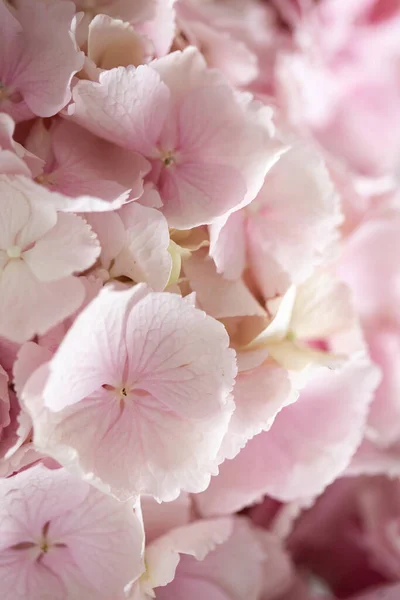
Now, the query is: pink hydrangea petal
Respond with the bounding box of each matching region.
[13,341,53,400]
[159,161,247,229]
[150,46,223,102]
[339,216,400,323]
[144,518,233,590]
[1,0,84,120]
[48,119,150,210]
[0,114,33,177]
[183,251,266,319]
[111,202,172,291]
[0,179,30,249]
[87,15,152,71]
[70,65,171,155]
[196,358,380,515]
[141,494,192,544]
[218,361,296,461]
[84,211,127,270]
[0,464,144,599]
[124,291,236,419]
[137,0,176,57]
[0,260,85,344]
[155,518,265,600]
[363,326,400,446]
[6,177,57,248]
[209,212,247,280]
[27,376,233,501]
[290,271,355,340]
[349,439,400,478]
[23,213,100,283]
[42,286,145,410]
[247,144,341,292]
[25,286,236,500]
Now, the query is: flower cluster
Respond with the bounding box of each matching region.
[0,1,399,599]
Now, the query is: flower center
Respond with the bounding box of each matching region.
[35,172,58,188]
[102,383,131,400]
[160,150,177,168]
[8,520,67,559]
[0,82,9,101]
[7,245,22,259]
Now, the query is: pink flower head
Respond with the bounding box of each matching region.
[0,0,83,122]
[0,176,100,343]
[69,47,281,228]
[0,464,144,600]
[23,284,236,501]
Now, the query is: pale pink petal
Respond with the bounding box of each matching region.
[178,16,259,87]
[290,271,355,340]
[0,464,144,599]
[0,337,20,377]
[26,368,234,502]
[84,211,127,270]
[88,15,152,71]
[155,518,265,600]
[138,183,163,209]
[42,286,146,410]
[141,494,192,544]
[0,178,30,249]
[137,0,176,57]
[13,341,53,400]
[339,216,400,323]
[111,202,172,290]
[124,291,236,419]
[196,358,380,515]
[150,46,223,101]
[0,260,85,344]
[0,0,84,120]
[70,65,170,155]
[5,177,57,248]
[73,0,156,23]
[247,144,341,295]
[363,326,400,447]
[258,530,295,600]
[25,286,236,501]
[23,213,100,283]
[0,363,9,430]
[46,119,150,211]
[144,518,233,590]
[219,362,296,461]
[0,114,32,176]
[209,212,247,280]
[183,251,265,319]
[158,160,247,229]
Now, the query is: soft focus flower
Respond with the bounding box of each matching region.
[0,464,144,600]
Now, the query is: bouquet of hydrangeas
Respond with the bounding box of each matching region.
[1,1,400,599]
